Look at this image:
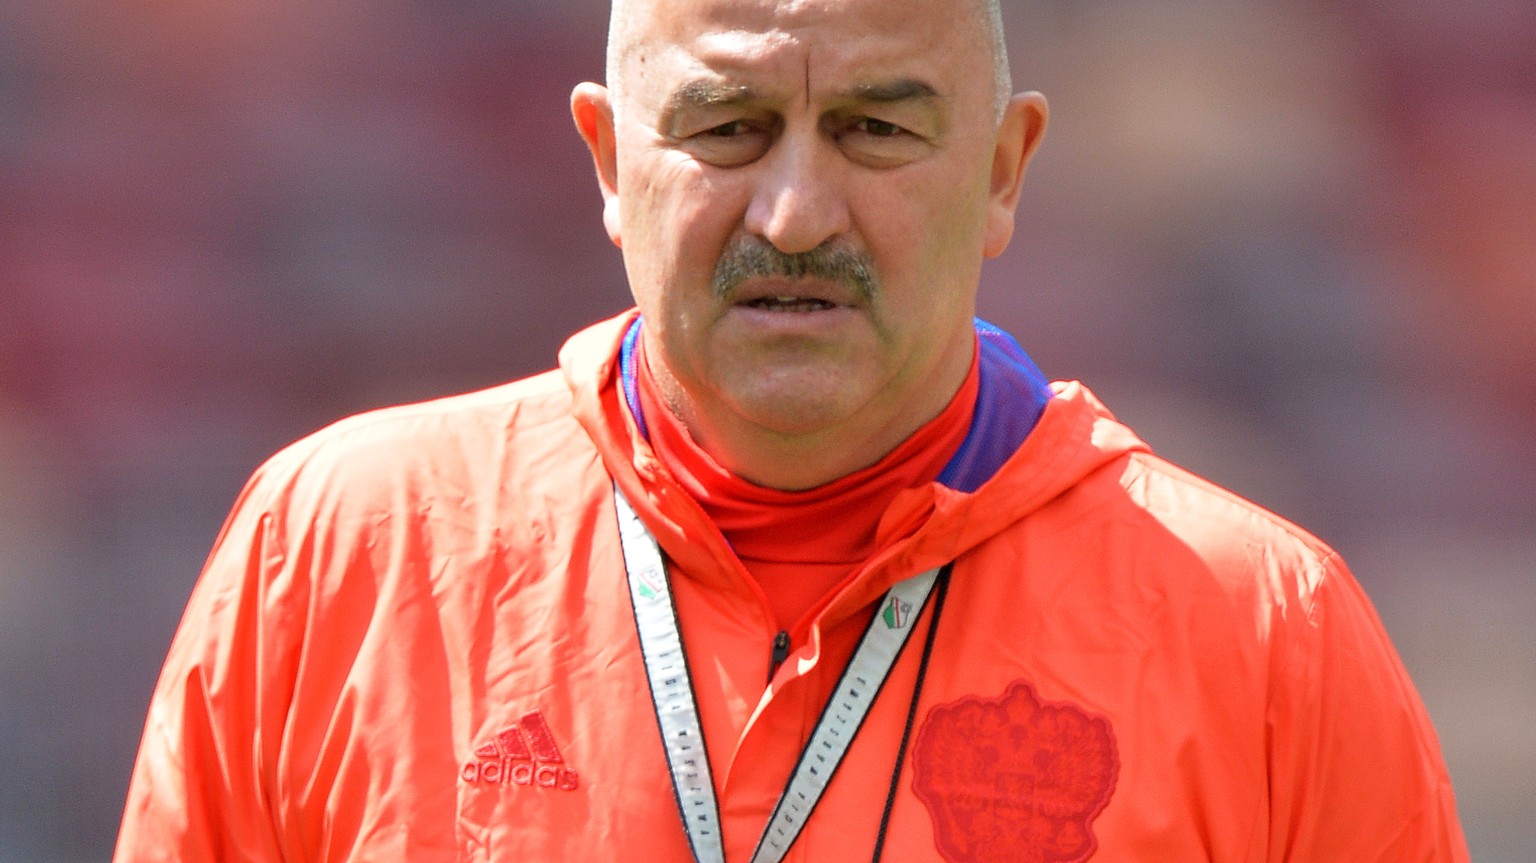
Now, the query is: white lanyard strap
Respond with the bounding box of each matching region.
[614,485,942,863]
[748,569,940,863]
[616,487,727,863]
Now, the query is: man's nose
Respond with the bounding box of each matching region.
[742,132,852,255]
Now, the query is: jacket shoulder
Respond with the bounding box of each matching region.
[241,370,594,530]
[290,369,575,454]
[1130,451,1333,549]
[1125,451,1333,552]
[1101,450,1340,606]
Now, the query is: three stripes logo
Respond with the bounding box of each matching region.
[460,709,580,791]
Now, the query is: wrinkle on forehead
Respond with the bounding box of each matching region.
[611,17,795,110]
[634,27,812,114]
[608,0,1003,119]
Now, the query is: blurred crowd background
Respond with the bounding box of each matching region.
[1,0,1532,859]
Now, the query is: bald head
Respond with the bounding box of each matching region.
[605,0,1012,124]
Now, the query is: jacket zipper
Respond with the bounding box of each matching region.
[767,630,791,683]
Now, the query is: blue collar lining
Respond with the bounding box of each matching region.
[618,317,1051,492]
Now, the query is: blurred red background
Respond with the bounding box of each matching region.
[1,1,1531,858]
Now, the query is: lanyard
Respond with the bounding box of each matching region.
[614,485,946,863]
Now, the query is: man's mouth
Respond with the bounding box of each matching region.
[743,296,839,312]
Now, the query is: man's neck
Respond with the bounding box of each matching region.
[645,351,972,492]
[635,349,980,630]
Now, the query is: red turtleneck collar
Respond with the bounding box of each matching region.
[637,343,979,630]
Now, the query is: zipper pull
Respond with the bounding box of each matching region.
[767,630,791,683]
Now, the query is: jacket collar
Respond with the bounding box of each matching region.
[562,309,1150,621]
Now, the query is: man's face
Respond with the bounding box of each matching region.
[577,0,1045,468]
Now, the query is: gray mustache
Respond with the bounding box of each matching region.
[712,239,878,301]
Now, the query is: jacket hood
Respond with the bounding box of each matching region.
[561,310,1151,619]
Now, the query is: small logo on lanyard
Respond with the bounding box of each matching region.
[635,565,665,601]
[881,595,914,630]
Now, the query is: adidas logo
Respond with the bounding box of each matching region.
[460,709,580,791]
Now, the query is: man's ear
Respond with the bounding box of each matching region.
[983,91,1049,258]
[571,82,623,248]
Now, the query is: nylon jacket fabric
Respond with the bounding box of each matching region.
[115,310,1468,862]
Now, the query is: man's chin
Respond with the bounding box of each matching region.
[717,370,875,438]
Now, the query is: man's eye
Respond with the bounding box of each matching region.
[857,118,903,137]
[682,119,771,167]
[837,115,931,168]
[708,120,750,137]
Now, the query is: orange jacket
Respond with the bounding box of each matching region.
[116,310,1467,862]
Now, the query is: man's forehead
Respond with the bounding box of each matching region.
[611,0,985,102]
[620,0,865,37]
[612,0,983,63]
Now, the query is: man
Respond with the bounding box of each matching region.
[116,0,1468,860]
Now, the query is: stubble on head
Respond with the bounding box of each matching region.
[603,0,1012,124]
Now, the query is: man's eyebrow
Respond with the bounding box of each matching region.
[843,79,941,104]
[666,80,760,113]
[663,78,940,113]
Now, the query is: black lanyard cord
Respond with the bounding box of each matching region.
[870,562,954,863]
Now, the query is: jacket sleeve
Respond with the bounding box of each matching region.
[114,468,302,862]
[1265,552,1469,862]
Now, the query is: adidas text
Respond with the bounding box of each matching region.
[462,709,580,791]
[461,758,579,790]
